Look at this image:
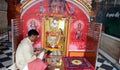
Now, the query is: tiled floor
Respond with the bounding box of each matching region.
[0,36,119,70]
[0,37,12,70]
[96,53,118,70]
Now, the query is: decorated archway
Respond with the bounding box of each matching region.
[21,0,91,50]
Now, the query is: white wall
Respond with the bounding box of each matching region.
[100,33,120,64]
[0,0,8,30]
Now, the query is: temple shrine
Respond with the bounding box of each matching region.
[11,0,102,70]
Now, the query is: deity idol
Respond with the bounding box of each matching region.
[46,19,64,48]
[47,19,59,48]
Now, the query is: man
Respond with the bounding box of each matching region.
[15,29,47,70]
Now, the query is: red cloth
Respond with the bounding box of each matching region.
[28,58,47,70]
[62,57,95,70]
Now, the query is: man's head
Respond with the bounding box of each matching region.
[28,29,39,42]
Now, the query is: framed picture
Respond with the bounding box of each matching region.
[43,17,68,56]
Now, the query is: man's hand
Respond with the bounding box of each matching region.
[34,48,42,56]
[35,50,41,56]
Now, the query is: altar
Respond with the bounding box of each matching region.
[45,56,95,70]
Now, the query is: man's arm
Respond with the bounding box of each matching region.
[22,44,36,63]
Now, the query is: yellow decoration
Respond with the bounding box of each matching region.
[71,60,82,65]
[45,48,62,51]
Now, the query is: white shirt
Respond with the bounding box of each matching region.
[16,37,36,70]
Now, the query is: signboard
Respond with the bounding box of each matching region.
[103,6,120,38]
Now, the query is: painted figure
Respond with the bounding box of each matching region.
[57,28,64,48]
[27,20,37,31]
[75,22,82,40]
[49,0,66,14]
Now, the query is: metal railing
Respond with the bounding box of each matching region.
[11,18,23,63]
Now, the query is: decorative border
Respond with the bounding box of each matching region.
[21,0,91,21]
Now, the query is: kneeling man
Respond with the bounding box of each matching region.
[16,29,47,70]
